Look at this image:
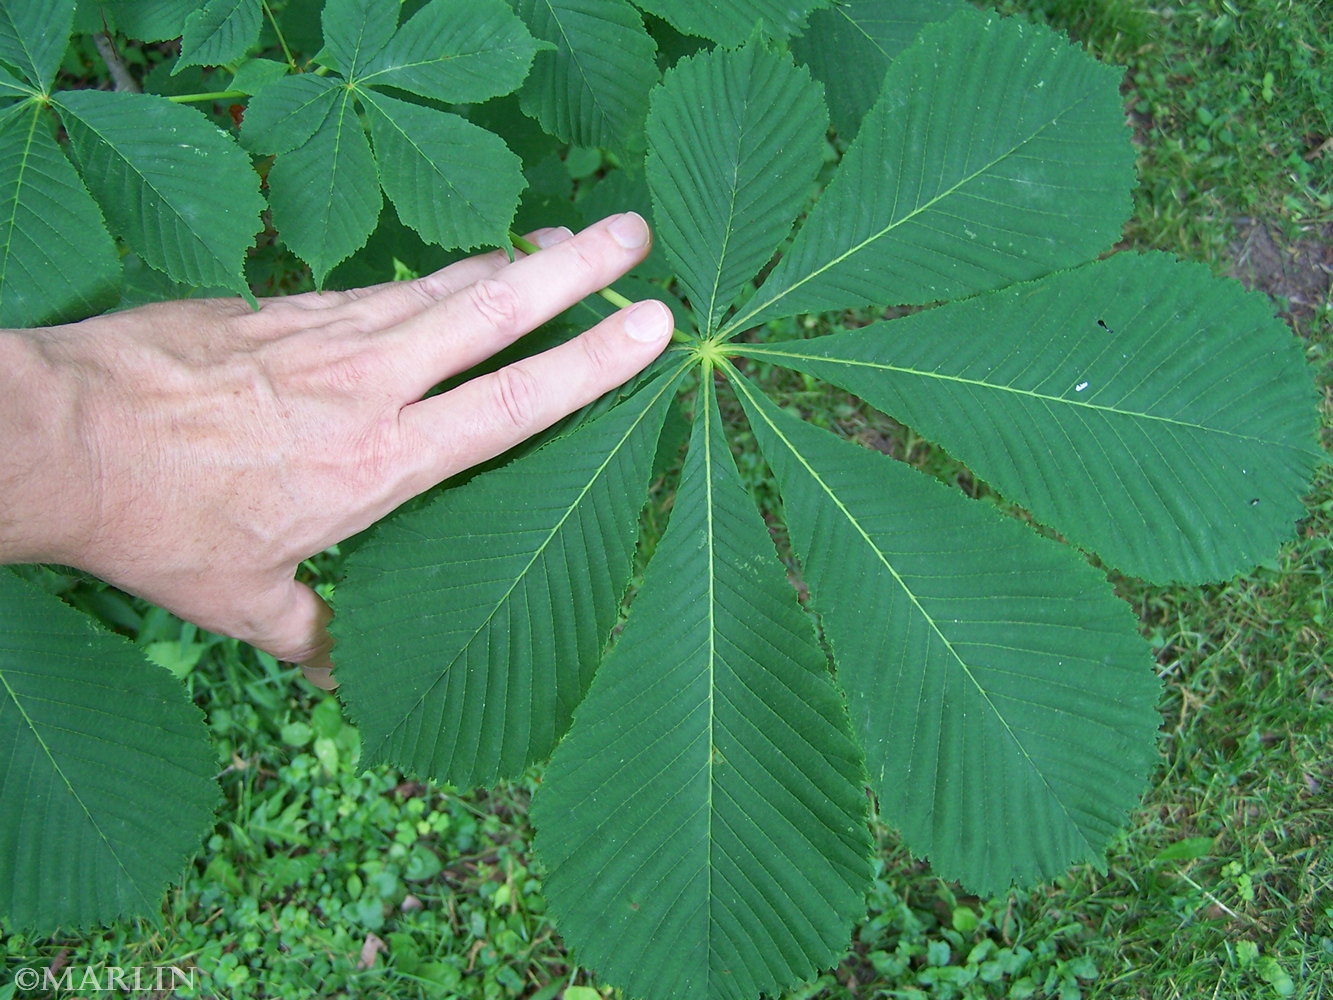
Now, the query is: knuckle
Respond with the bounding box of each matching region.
[465,277,522,331]
[575,327,617,379]
[491,365,543,431]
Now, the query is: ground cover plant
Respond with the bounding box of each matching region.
[2,0,1333,997]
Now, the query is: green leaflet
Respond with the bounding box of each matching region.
[534,376,872,1000]
[333,364,688,787]
[722,11,1136,335]
[512,0,658,154]
[632,0,825,46]
[792,0,973,138]
[319,0,397,78]
[0,569,219,930]
[88,0,198,42]
[54,89,264,293]
[359,0,549,104]
[731,372,1160,894]
[240,74,342,155]
[738,253,1320,583]
[0,0,75,92]
[362,91,524,253]
[0,101,120,326]
[645,42,827,336]
[176,0,262,73]
[266,89,380,286]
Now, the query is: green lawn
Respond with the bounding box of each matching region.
[2,1,1329,998]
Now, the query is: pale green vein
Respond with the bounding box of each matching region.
[723,362,1086,847]
[368,360,692,758]
[734,343,1307,449]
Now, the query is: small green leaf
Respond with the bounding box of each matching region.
[732,375,1160,894]
[0,101,120,326]
[359,0,548,103]
[266,89,380,285]
[0,0,75,91]
[513,0,658,153]
[746,253,1320,583]
[0,569,220,930]
[334,368,685,787]
[792,0,972,137]
[176,0,263,73]
[319,0,398,78]
[55,89,264,292]
[362,89,524,252]
[632,0,825,45]
[227,57,290,96]
[240,73,342,154]
[646,42,826,335]
[534,377,873,1000]
[725,10,1136,334]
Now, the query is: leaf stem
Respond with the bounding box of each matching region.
[261,0,298,71]
[167,90,248,104]
[508,231,692,344]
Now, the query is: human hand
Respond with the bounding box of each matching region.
[1,213,672,688]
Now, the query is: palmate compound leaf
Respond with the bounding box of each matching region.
[512,0,658,154]
[533,376,873,1000]
[645,41,827,337]
[54,89,264,293]
[0,100,120,327]
[333,365,688,787]
[717,9,1136,337]
[791,0,973,139]
[0,569,219,929]
[740,253,1321,584]
[729,372,1160,895]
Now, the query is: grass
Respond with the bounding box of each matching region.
[3,1,1331,998]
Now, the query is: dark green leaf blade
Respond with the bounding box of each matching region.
[792,0,972,138]
[55,90,264,292]
[360,0,547,103]
[534,378,873,1000]
[723,10,1136,335]
[0,569,219,930]
[731,375,1160,894]
[645,42,826,335]
[319,0,398,77]
[176,0,262,73]
[0,102,120,326]
[631,0,825,45]
[513,0,658,153]
[0,0,74,90]
[266,89,380,286]
[362,90,524,252]
[743,253,1320,583]
[240,74,342,155]
[333,368,686,787]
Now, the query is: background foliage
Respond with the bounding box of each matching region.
[0,0,1329,997]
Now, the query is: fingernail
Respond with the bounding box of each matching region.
[624,300,671,343]
[609,212,649,249]
[533,226,573,249]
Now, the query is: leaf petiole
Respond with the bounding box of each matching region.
[508,231,692,344]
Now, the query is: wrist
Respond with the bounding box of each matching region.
[0,328,94,566]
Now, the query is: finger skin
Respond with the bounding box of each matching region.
[400,298,674,487]
[380,213,654,398]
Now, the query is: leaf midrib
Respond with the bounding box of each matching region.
[727,367,1087,847]
[368,362,691,759]
[738,344,1308,451]
[715,91,1097,340]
